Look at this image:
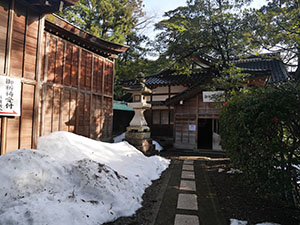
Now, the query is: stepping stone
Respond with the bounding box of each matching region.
[180,180,196,191]
[181,171,195,180]
[174,214,199,225]
[177,193,198,210]
[182,164,194,171]
[183,160,194,165]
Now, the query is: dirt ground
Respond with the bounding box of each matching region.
[205,160,300,225]
[104,153,300,225]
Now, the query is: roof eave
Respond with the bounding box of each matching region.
[45,14,129,59]
[17,0,79,14]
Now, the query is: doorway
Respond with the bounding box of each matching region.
[198,119,212,149]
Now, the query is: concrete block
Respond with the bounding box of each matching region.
[183,160,194,165]
[177,193,198,210]
[181,171,195,180]
[174,214,199,225]
[180,180,196,192]
[182,164,194,171]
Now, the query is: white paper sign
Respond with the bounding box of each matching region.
[0,75,21,116]
[203,91,225,102]
[189,124,196,131]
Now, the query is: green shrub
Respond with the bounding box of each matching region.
[219,83,300,207]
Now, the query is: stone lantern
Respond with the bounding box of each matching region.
[123,73,154,155]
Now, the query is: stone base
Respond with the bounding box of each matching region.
[125,131,155,156]
[126,126,150,132]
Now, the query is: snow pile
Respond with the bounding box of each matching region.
[113,132,125,143]
[0,131,170,225]
[218,168,225,173]
[293,164,300,184]
[230,219,248,225]
[113,132,163,151]
[217,168,242,174]
[226,168,243,174]
[230,219,281,225]
[153,140,163,151]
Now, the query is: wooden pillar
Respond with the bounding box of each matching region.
[40,32,49,136]
[0,117,7,155]
[32,15,45,148]
[75,48,82,134]
[110,59,115,137]
[1,0,15,155]
[168,85,171,135]
[195,94,199,150]
[89,54,94,138]
[101,58,105,137]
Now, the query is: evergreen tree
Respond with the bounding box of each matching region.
[154,0,253,71]
[59,0,144,44]
[246,0,300,79]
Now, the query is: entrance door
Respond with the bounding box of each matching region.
[198,119,212,149]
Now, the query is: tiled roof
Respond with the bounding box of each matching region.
[235,57,290,83]
[22,0,78,13]
[121,70,213,89]
[144,70,213,89]
[165,56,290,105]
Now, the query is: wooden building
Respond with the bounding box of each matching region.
[135,54,290,151]
[0,0,128,155]
[143,70,213,139]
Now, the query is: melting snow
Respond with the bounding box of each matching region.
[227,168,243,174]
[230,219,281,225]
[0,131,170,225]
[113,132,163,151]
[230,219,248,225]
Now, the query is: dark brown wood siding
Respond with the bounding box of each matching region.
[1,1,43,154]
[174,97,197,150]
[40,32,114,141]
[173,93,221,150]
[0,1,116,154]
[0,1,9,74]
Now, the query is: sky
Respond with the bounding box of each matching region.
[141,0,267,39]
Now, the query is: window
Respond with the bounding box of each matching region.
[152,110,160,125]
[161,111,169,125]
[152,110,171,125]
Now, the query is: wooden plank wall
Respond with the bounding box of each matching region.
[40,32,114,141]
[0,1,115,154]
[198,94,220,119]
[0,1,43,153]
[173,93,221,150]
[0,1,9,152]
[174,97,197,149]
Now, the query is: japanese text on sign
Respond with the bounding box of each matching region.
[0,75,21,116]
[203,91,225,102]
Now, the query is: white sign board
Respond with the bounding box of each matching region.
[203,91,225,102]
[0,75,21,116]
[189,124,196,131]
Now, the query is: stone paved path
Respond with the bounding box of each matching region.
[175,160,199,224]
[153,158,226,225]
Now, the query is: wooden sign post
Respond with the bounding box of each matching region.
[1,117,7,155]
